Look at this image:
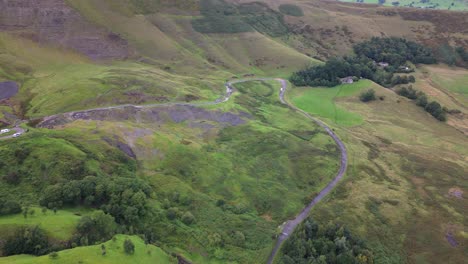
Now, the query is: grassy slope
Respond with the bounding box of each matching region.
[412,65,468,134]
[65,0,316,75]
[0,33,227,118]
[289,71,467,263]
[0,207,90,241]
[48,80,339,263]
[0,235,176,264]
[290,80,377,126]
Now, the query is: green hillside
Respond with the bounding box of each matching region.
[0,235,175,264]
[0,0,467,263]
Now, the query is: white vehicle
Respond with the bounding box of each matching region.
[12,133,21,138]
[0,129,10,134]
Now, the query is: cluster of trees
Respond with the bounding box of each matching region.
[281,218,374,264]
[0,197,21,215]
[397,86,447,121]
[354,37,436,66]
[290,56,378,87]
[39,176,152,226]
[290,37,435,88]
[3,226,50,256]
[73,211,117,246]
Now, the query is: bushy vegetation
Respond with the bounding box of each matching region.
[280,218,374,264]
[0,197,21,215]
[456,46,468,62]
[3,226,50,256]
[73,211,117,246]
[291,37,434,88]
[123,238,135,255]
[397,86,447,121]
[279,4,304,17]
[359,89,376,102]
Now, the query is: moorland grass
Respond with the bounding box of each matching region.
[290,78,468,263]
[0,235,176,264]
[338,0,468,11]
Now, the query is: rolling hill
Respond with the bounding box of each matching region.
[0,0,466,263]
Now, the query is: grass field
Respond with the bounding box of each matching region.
[289,74,468,263]
[0,207,90,241]
[0,235,176,264]
[290,80,377,126]
[338,0,468,11]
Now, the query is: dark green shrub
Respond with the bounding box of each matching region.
[181,211,195,225]
[74,211,117,246]
[0,198,22,215]
[123,239,135,255]
[3,226,50,256]
[359,89,376,102]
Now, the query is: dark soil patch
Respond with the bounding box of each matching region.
[102,136,136,159]
[0,81,19,100]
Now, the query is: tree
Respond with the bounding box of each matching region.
[182,212,195,225]
[123,239,135,255]
[23,207,28,219]
[416,94,428,107]
[42,207,47,215]
[75,211,117,245]
[359,89,376,102]
[3,226,49,256]
[29,209,35,217]
[0,199,22,215]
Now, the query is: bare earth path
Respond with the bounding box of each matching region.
[1,78,348,264]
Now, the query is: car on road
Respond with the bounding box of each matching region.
[12,133,21,138]
[0,129,10,134]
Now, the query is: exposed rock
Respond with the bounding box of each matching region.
[38,105,249,129]
[102,136,136,159]
[0,81,19,100]
[0,0,130,60]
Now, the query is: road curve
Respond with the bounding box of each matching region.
[227,79,348,264]
[267,79,348,264]
[4,78,347,264]
[0,127,26,140]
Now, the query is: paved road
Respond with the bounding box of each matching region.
[0,126,26,140]
[267,78,348,264]
[2,78,348,264]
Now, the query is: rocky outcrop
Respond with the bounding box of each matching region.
[0,0,130,60]
[37,105,249,129]
[0,81,19,100]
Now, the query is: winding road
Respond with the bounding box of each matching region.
[0,78,347,264]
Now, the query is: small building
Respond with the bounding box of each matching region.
[340,76,354,84]
[378,62,389,68]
